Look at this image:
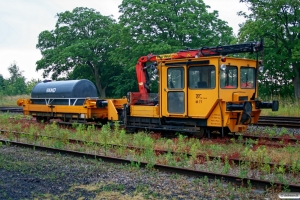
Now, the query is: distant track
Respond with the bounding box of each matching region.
[256,116,300,129]
[0,106,23,113]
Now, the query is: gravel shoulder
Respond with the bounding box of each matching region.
[0,144,279,200]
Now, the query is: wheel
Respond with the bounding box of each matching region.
[193,128,205,138]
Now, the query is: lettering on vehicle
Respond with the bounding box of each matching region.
[159,53,178,59]
[196,94,202,99]
[210,114,221,125]
[46,88,56,93]
[195,94,208,104]
[196,94,202,103]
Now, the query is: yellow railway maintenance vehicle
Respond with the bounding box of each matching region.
[17,40,278,137]
[126,40,278,137]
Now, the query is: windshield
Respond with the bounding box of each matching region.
[240,67,255,88]
[220,66,237,88]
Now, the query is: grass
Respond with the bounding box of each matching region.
[0,95,30,106]
[260,96,300,116]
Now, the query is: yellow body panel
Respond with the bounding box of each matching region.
[207,102,223,127]
[23,104,107,119]
[108,100,118,120]
[106,98,128,109]
[207,100,262,132]
[106,98,128,121]
[18,98,127,121]
[207,101,249,132]
[130,105,159,117]
[187,58,219,118]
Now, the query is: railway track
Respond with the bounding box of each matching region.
[232,133,300,144]
[256,116,300,128]
[1,129,298,171]
[1,138,299,192]
[0,106,23,113]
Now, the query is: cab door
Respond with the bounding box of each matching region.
[161,64,187,117]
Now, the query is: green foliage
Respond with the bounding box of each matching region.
[109,0,235,96]
[36,7,118,98]
[0,74,5,94]
[238,0,300,98]
[25,79,40,94]
[0,62,28,96]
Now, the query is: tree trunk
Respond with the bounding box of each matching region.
[86,61,106,98]
[98,87,107,99]
[93,67,106,98]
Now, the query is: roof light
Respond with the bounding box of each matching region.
[221,57,226,62]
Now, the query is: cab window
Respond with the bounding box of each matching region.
[189,66,215,89]
[168,67,184,89]
[220,66,237,88]
[240,67,255,88]
[167,67,185,113]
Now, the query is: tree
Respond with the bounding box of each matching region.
[26,78,40,95]
[238,0,300,98]
[36,7,117,98]
[5,62,27,95]
[0,74,5,94]
[109,0,235,96]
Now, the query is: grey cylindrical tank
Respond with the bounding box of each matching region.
[31,79,98,105]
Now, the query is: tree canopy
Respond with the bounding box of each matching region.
[36,7,117,98]
[0,62,29,95]
[238,0,300,98]
[109,0,235,96]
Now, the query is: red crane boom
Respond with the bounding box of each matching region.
[135,40,264,100]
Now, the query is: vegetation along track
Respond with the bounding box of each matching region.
[1,130,299,171]
[1,137,300,193]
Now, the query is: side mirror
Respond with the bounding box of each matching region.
[220,64,226,71]
[258,66,264,73]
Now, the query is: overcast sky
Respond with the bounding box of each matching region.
[0,0,249,80]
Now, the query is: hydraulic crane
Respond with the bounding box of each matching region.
[135,40,264,100]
